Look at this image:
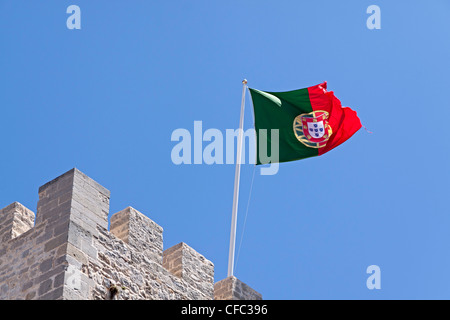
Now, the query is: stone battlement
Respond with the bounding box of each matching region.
[0,168,262,300]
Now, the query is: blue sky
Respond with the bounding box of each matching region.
[1,0,450,299]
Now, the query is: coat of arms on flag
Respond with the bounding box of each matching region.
[293,110,332,148]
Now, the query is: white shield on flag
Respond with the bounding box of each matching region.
[307,121,325,139]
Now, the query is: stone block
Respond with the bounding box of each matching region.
[111,207,163,264]
[214,276,262,300]
[163,242,214,299]
[0,202,34,242]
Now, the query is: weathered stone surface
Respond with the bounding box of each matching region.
[0,168,262,300]
[163,242,214,298]
[110,207,163,264]
[214,276,262,300]
[0,202,34,242]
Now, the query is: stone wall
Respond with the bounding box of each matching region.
[0,168,262,300]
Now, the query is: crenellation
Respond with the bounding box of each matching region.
[214,276,262,300]
[163,242,215,298]
[110,207,163,264]
[0,202,35,242]
[0,168,262,300]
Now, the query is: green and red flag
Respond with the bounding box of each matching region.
[249,82,361,164]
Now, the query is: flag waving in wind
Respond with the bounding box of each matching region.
[227,80,362,277]
[249,82,362,164]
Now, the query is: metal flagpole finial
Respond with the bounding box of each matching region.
[242,79,248,85]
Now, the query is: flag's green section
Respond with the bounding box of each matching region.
[249,88,318,165]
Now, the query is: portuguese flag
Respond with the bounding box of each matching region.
[249,82,361,164]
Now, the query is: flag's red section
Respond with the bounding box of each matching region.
[308,82,362,156]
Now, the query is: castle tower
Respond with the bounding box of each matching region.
[0,168,261,300]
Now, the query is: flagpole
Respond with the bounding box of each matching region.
[228,79,248,277]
